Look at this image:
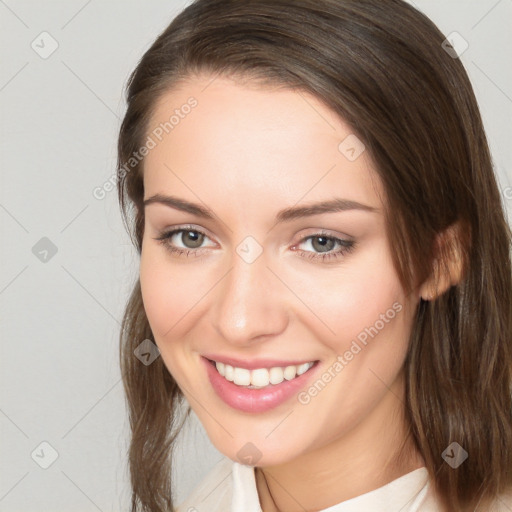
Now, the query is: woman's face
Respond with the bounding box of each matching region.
[140,75,420,467]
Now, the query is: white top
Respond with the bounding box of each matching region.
[176,457,512,512]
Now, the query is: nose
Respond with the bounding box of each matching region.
[211,249,289,346]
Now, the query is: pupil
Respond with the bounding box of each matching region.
[184,231,203,248]
[313,236,334,253]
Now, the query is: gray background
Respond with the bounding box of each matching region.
[0,1,510,510]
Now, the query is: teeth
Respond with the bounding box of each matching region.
[233,367,251,386]
[216,361,226,377]
[297,362,312,376]
[214,360,315,388]
[224,363,233,381]
[251,368,270,387]
[283,365,297,380]
[269,366,284,385]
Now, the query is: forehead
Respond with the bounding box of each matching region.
[143,75,383,215]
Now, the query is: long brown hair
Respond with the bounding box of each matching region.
[116,1,512,510]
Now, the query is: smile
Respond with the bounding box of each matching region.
[209,359,315,389]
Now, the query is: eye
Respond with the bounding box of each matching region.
[292,231,356,263]
[153,225,215,257]
[153,226,356,263]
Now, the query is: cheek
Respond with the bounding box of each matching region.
[139,246,192,339]
[139,248,204,380]
[334,276,403,344]
[287,246,407,353]
[139,244,220,345]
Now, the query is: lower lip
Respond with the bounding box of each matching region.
[202,357,320,413]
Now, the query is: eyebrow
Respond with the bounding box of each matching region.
[143,193,378,223]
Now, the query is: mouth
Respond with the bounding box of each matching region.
[205,357,318,389]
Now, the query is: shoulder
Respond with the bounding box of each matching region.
[420,481,512,512]
[175,457,234,512]
[489,487,512,512]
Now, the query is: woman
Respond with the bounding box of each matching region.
[116,0,512,510]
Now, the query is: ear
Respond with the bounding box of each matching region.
[419,221,465,301]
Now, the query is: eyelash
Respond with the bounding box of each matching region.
[153,225,356,263]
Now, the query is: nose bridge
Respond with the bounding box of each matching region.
[212,242,288,344]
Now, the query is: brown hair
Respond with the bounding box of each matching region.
[116,1,512,510]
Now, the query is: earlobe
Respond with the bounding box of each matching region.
[419,222,465,301]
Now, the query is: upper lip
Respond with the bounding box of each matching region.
[202,354,318,370]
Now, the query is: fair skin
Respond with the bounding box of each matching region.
[139,74,428,511]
